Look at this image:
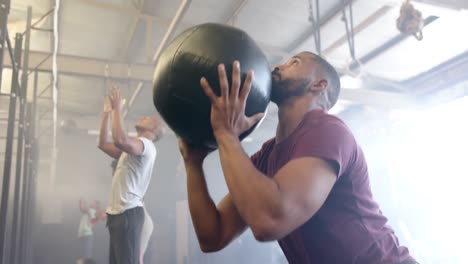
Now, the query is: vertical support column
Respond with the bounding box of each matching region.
[17,103,31,264]
[0,0,10,90]
[19,72,37,263]
[0,32,23,264]
[18,103,33,264]
[10,6,32,264]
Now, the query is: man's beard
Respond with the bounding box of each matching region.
[271,72,311,105]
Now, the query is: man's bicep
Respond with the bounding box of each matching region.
[116,137,145,155]
[99,143,122,159]
[273,157,337,234]
[217,194,247,248]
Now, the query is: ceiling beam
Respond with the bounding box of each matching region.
[152,0,192,63]
[225,0,248,25]
[119,0,146,61]
[346,16,439,72]
[285,0,354,53]
[80,0,289,64]
[322,5,393,55]
[77,0,170,26]
[2,50,413,107]
[403,50,468,95]
[2,50,154,81]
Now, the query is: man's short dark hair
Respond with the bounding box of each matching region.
[308,53,341,110]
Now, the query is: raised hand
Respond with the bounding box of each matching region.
[200,61,264,138]
[178,138,214,164]
[103,96,112,113]
[108,86,125,112]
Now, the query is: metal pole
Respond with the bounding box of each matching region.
[152,0,191,63]
[0,32,23,264]
[0,0,10,92]
[27,141,38,264]
[10,7,32,264]
[18,103,31,263]
[23,7,54,35]
[28,128,39,264]
[18,104,32,264]
[32,70,38,124]
[19,72,37,264]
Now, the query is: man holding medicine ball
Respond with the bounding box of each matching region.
[179,52,417,264]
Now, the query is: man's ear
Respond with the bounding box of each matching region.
[309,79,328,92]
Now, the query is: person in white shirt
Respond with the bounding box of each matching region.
[98,87,163,264]
[78,199,100,259]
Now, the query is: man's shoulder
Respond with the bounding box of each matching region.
[303,111,351,135]
[137,137,156,156]
[304,110,346,125]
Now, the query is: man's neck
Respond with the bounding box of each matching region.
[275,95,321,143]
[136,129,147,139]
[137,130,154,141]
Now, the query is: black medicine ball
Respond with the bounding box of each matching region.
[153,23,271,148]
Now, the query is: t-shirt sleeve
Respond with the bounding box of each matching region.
[138,137,154,157]
[250,149,262,168]
[250,138,275,173]
[292,119,355,178]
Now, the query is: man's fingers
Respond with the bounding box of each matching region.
[240,70,254,104]
[218,64,229,101]
[231,61,241,99]
[200,77,218,104]
[248,112,265,127]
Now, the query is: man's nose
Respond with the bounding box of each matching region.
[274,62,287,71]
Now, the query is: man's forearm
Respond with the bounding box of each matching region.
[111,109,127,145]
[185,161,223,249]
[98,112,111,148]
[216,133,282,234]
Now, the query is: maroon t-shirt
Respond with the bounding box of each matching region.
[251,109,414,264]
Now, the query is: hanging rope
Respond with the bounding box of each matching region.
[341,0,356,61]
[341,0,362,77]
[308,0,321,55]
[396,0,424,41]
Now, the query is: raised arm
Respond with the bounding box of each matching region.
[217,137,336,241]
[79,199,88,213]
[179,139,247,252]
[200,61,336,241]
[97,96,122,159]
[108,88,144,156]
